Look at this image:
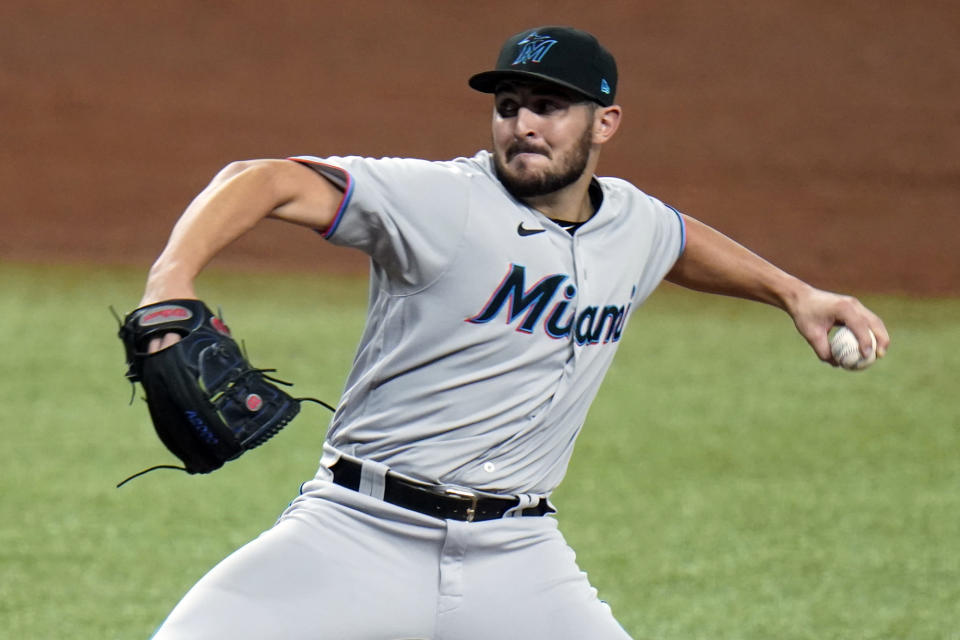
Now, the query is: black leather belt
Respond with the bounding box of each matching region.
[328,457,552,522]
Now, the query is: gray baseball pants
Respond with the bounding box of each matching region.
[150,473,632,639]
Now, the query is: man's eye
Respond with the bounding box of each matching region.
[496,102,518,117]
[534,100,562,115]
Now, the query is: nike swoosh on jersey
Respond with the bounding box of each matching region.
[517,223,546,236]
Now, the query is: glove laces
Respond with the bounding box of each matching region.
[115,392,336,488]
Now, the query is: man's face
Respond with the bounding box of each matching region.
[491,82,597,200]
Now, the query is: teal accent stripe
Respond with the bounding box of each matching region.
[665,203,686,257]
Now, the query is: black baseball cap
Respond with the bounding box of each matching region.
[469,26,618,106]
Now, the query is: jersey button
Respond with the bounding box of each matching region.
[483,462,496,473]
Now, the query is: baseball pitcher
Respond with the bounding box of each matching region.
[124,26,889,639]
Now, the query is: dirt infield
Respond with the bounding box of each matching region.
[2,2,957,295]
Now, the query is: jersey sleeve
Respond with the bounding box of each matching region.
[649,195,687,261]
[289,155,471,292]
[619,190,687,306]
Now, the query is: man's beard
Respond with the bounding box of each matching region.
[494,126,592,200]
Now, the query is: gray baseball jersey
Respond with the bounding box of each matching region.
[149,151,685,640]
[293,150,685,497]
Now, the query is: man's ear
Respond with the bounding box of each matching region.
[593,105,622,144]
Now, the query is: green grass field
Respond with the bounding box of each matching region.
[2,262,958,640]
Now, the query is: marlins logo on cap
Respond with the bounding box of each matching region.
[512,32,558,65]
[469,26,618,107]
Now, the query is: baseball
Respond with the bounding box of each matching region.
[830,326,877,370]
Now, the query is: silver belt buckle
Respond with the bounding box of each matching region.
[444,487,479,522]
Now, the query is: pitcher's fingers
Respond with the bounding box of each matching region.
[871,318,890,358]
[148,332,182,353]
[851,308,890,359]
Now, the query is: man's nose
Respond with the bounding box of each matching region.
[513,107,540,138]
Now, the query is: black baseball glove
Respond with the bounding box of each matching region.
[117,299,331,485]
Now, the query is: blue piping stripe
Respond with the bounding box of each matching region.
[323,170,354,239]
[287,157,354,239]
[666,203,687,258]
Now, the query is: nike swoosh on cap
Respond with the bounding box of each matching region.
[517,223,546,236]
